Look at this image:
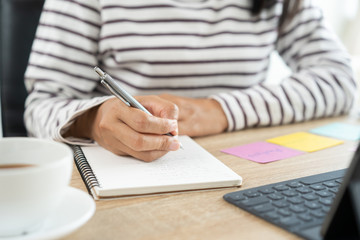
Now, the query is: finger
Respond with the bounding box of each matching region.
[130,149,171,162]
[157,94,189,121]
[98,134,170,162]
[136,95,179,120]
[114,121,180,152]
[119,106,178,135]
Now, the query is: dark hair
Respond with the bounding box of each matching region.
[251,0,301,32]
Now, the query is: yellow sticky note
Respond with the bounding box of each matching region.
[266,132,344,152]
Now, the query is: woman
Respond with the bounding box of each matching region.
[24,0,357,161]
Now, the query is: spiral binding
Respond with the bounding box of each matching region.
[71,145,100,195]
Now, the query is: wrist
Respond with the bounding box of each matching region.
[63,106,99,140]
[207,99,228,133]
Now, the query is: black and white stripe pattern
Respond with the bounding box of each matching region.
[24,0,357,143]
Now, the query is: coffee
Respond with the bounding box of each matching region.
[0,164,36,169]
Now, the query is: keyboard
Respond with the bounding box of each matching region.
[223,169,345,239]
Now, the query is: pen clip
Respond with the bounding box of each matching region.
[101,79,130,107]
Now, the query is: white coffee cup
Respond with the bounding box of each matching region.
[0,137,73,237]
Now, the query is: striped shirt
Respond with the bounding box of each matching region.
[24,0,357,144]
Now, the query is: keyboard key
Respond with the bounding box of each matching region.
[287,197,304,205]
[244,191,261,198]
[259,188,275,194]
[282,190,298,197]
[310,210,326,218]
[305,202,321,209]
[267,193,284,201]
[296,187,312,194]
[329,187,339,193]
[323,181,339,188]
[240,196,270,207]
[278,209,292,217]
[273,184,289,191]
[322,206,331,213]
[272,200,289,208]
[302,193,318,201]
[319,198,333,206]
[287,182,303,188]
[226,193,246,201]
[253,203,274,213]
[289,205,306,213]
[315,191,333,198]
[298,213,313,222]
[310,184,326,191]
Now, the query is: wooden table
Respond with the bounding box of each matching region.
[66,116,359,240]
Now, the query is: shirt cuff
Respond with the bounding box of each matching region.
[209,92,246,132]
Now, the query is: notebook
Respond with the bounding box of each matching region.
[72,136,242,200]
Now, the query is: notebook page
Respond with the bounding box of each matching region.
[81,136,242,197]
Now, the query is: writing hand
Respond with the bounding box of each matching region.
[65,95,180,162]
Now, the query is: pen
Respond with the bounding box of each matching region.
[94,66,183,149]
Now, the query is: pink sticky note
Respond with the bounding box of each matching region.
[221,142,304,163]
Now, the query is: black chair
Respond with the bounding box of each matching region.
[0,0,44,137]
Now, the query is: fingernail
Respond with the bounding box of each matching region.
[169,141,180,151]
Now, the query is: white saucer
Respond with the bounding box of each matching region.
[2,187,96,240]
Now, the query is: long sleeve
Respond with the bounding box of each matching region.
[211,0,357,131]
[24,0,110,144]
[25,0,357,141]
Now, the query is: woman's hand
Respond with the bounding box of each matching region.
[64,95,181,162]
[158,94,228,137]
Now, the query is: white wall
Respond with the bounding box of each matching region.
[314,0,360,116]
[268,0,360,80]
